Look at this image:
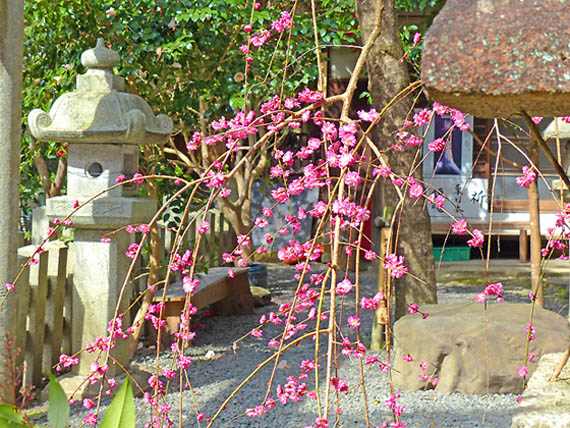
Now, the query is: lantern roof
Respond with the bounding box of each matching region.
[28,39,172,144]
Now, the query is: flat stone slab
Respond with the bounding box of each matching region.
[151,267,254,347]
[511,352,570,428]
[393,303,570,394]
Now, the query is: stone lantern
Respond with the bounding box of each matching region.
[28,39,172,379]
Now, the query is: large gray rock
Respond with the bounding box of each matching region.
[393,303,570,394]
[511,352,570,428]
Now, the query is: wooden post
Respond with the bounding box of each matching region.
[29,251,49,386]
[371,228,391,350]
[528,141,544,307]
[0,1,24,403]
[519,228,529,263]
[216,211,224,265]
[48,246,68,369]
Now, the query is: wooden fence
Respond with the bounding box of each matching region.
[16,241,71,387]
[13,209,234,387]
[162,208,236,268]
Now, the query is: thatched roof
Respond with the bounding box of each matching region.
[422,0,570,118]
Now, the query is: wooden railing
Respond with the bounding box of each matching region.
[162,208,236,267]
[16,241,71,387]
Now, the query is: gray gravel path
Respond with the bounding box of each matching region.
[67,263,531,428]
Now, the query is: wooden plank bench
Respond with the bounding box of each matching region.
[432,221,532,262]
[151,267,254,346]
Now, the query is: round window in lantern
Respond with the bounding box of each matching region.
[86,162,103,178]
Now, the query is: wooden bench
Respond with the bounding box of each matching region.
[151,267,253,346]
[431,221,532,262]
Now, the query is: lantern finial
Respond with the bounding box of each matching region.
[80,38,120,70]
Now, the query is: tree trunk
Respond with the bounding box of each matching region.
[356,0,437,319]
[216,197,254,258]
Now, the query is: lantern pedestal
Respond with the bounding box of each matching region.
[28,38,172,388]
[47,196,157,377]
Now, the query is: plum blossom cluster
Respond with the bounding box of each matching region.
[107,314,133,339]
[476,282,504,303]
[277,239,324,264]
[240,10,294,63]
[383,254,408,278]
[393,101,470,153]
[331,198,371,230]
[30,7,514,427]
[417,359,438,387]
[541,237,568,259]
[115,172,145,184]
[516,166,537,188]
[467,229,484,248]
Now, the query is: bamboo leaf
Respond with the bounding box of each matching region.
[100,377,135,428]
[47,373,70,428]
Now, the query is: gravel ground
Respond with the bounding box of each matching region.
[63,262,562,428]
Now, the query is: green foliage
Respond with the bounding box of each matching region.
[396,0,446,76]
[47,373,69,428]
[395,0,445,12]
[100,377,135,428]
[0,375,136,428]
[22,0,358,212]
[0,404,27,428]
